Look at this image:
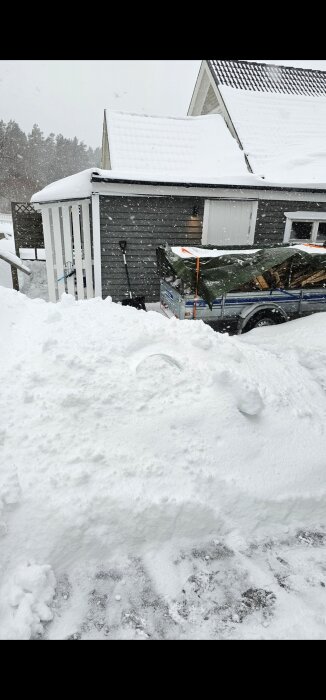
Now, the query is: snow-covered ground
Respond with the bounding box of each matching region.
[0,231,48,301]
[1,288,326,639]
[0,236,15,289]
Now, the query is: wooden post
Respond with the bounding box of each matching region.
[11,267,19,291]
[91,194,102,298]
[81,201,94,299]
[71,205,84,300]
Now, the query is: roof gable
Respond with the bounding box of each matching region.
[207,59,326,96]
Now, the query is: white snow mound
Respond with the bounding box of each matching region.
[1,287,326,638]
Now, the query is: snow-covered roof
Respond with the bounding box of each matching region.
[31,169,96,203]
[31,167,264,203]
[31,163,326,204]
[219,85,326,183]
[208,59,326,96]
[105,110,249,180]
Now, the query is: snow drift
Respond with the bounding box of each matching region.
[1,287,326,639]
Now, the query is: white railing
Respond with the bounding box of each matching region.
[34,199,95,302]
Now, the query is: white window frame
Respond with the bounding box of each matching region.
[284,213,326,244]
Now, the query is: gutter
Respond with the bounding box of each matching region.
[90,175,326,195]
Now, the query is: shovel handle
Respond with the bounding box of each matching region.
[119,240,127,253]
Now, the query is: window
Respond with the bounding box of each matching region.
[284,213,326,244]
[290,221,313,240]
[317,222,326,241]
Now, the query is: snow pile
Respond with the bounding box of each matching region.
[17,260,48,300]
[0,563,56,640]
[220,85,326,184]
[1,288,326,638]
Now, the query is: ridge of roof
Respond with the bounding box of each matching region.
[207,59,326,96]
[105,108,220,122]
[214,59,326,77]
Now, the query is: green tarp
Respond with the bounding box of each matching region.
[159,244,326,309]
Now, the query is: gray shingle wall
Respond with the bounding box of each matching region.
[100,194,326,302]
[100,196,203,302]
[255,199,326,245]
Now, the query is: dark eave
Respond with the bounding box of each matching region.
[91,175,326,195]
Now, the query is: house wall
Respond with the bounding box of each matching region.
[255,199,326,244]
[99,191,326,302]
[100,195,203,302]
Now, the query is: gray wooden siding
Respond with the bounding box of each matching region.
[99,193,326,302]
[100,196,203,302]
[255,199,326,244]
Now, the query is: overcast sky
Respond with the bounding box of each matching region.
[0,60,325,149]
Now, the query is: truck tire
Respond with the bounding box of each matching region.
[241,309,286,333]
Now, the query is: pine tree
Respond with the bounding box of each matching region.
[0,119,100,212]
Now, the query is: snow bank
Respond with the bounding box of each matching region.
[1,287,326,638]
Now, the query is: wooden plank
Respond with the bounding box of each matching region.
[254,275,269,290]
[81,202,94,299]
[41,207,57,302]
[61,206,75,296]
[52,207,65,297]
[71,205,84,300]
[301,270,326,287]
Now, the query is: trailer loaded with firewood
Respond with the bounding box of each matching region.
[156,243,326,333]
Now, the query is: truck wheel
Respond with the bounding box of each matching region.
[241,309,286,333]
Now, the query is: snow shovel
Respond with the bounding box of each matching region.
[119,240,146,311]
